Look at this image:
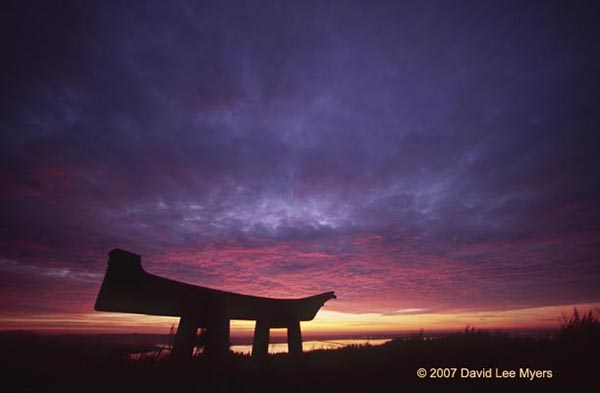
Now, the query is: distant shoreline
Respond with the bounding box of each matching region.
[0,327,559,345]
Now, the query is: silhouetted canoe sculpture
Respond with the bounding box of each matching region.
[95,249,336,360]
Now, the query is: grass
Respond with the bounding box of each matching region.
[1,309,598,392]
[559,307,600,342]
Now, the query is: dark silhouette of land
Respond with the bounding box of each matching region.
[95,249,335,360]
[2,310,599,392]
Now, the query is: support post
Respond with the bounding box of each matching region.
[204,316,230,360]
[252,320,270,358]
[171,315,197,361]
[287,320,303,356]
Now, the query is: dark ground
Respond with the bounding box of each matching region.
[1,323,598,393]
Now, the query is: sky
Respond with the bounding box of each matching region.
[1,0,599,334]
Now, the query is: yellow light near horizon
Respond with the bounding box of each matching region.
[1,303,598,335]
[301,302,600,334]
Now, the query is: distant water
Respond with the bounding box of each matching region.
[231,338,392,355]
[129,338,391,360]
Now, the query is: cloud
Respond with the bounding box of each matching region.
[0,0,599,321]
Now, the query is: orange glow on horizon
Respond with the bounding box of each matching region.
[1,302,598,336]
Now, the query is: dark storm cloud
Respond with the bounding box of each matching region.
[1,0,599,316]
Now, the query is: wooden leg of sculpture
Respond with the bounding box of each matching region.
[204,316,230,360]
[252,320,270,359]
[172,315,197,361]
[287,320,303,356]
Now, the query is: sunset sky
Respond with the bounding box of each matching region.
[1,1,599,335]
